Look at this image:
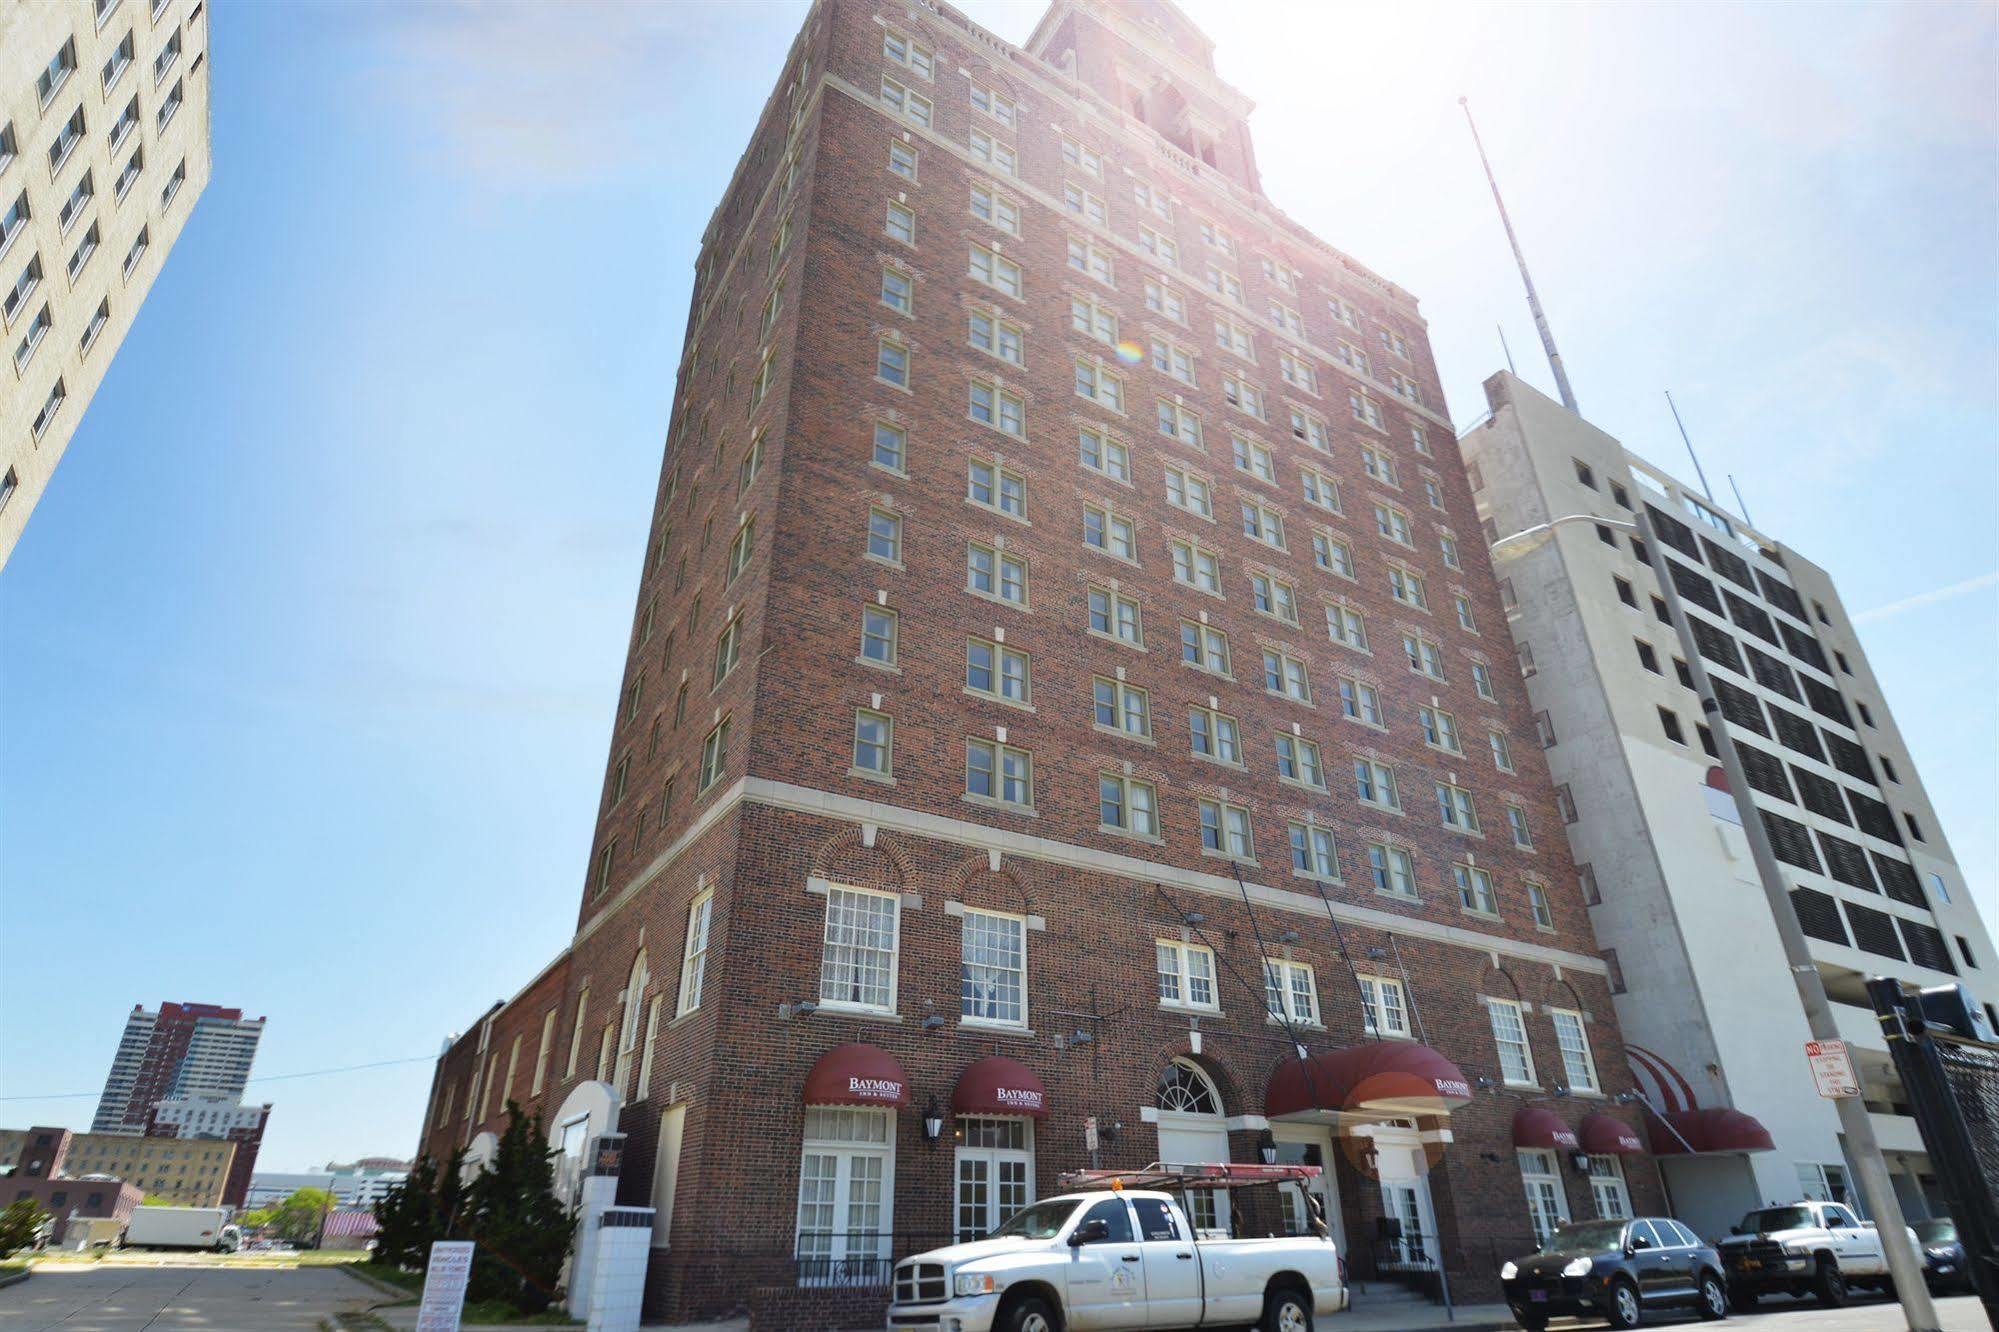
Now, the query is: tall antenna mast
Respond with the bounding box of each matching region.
[1664,389,1716,504]
[1459,96,1577,412]
[1728,474,1754,528]
[1497,323,1517,377]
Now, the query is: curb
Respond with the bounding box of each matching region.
[0,1268,31,1290]
[334,1263,417,1302]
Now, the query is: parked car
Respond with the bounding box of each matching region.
[884,1165,1345,1332]
[1913,1217,1970,1294]
[1717,1199,1908,1307]
[1500,1217,1728,1330]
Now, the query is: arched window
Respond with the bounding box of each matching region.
[1155,1059,1222,1115]
[613,951,649,1092]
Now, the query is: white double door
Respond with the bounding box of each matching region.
[1156,1111,1231,1234]
[1271,1123,1344,1254]
[955,1117,1033,1241]
[1371,1125,1438,1267]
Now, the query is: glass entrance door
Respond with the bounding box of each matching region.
[955,1117,1033,1240]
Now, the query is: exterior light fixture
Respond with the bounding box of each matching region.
[922,1097,944,1145]
[1257,1130,1278,1165]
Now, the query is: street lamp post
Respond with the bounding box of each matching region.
[1492,511,1941,1332]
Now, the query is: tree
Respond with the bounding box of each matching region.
[267,1187,336,1246]
[0,1198,48,1256]
[370,1147,465,1272]
[457,1102,571,1314]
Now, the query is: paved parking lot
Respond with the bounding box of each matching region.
[1515,1290,1989,1331]
[0,1264,370,1331]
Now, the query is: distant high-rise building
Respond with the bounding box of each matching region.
[146,1096,270,1207]
[91,1001,264,1136]
[0,0,212,567]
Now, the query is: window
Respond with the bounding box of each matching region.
[1074,360,1125,411]
[1472,661,1497,701]
[1157,399,1203,447]
[1205,265,1244,305]
[1278,348,1318,394]
[698,716,731,790]
[1157,940,1217,1010]
[968,244,1022,298]
[871,421,906,472]
[1287,823,1338,880]
[880,76,932,126]
[726,518,756,583]
[1300,467,1341,515]
[1368,844,1416,898]
[57,171,93,236]
[1453,862,1497,914]
[969,182,1020,234]
[879,266,912,314]
[1061,180,1107,224]
[1268,299,1304,336]
[1358,975,1411,1037]
[83,299,114,354]
[1169,539,1221,594]
[961,908,1025,1025]
[30,377,64,439]
[969,82,1015,126]
[1436,782,1480,833]
[875,335,908,387]
[852,709,893,777]
[1485,728,1514,772]
[1221,373,1265,418]
[1339,678,1385,728]
[1060,135,1102,177]
[1262,649,1311,703]
[1519,1149,1569,1246]
[1251,572,1298,624]
[965,738,1033,807]
[968,380,1024,436]
[1199,218,1236,255]
[967,458,1025,518]
[866,507,901,564]
[1163,462,1212,517]
[887,141,917,180]
[967,542,1027,605]
[1418,705,1460,753]
[1181,620,1231,675]
[1264,958,1320,1024]
[1290,407,1330,451]
[1079,425,1130,481]
[712,614,743,684]
[153,28,182,84]
[1099,773,1159,837]
[1188,704,1241,763]
[1262,257,1299,291]
[1614,576,1637,607]
[860,606,897,667]
[1198,798,1255,858]
[1138,225,1177,265]
[882,28,933,77]
[113,142,141,198]
[1316,533,1358,582]
[1066,236,1114,285]
[1550,1009,1599,1092]
[0,125,11,177]
[1132,180,1171,218]
[1276,733,1325,787]
[1149,336,1196,385]
[1489,998,1536,1085]
[1658,707,1686,745]
[1403,633,1443,679]
[1354,758,1399,809]
[1071,293,1117,344]
[38,38,77,106]
[1527,882,1554,929]
[1374,502,1412,546]
[1388,566,1427,610]
[1088,585,1143,645]
[1092,676,1150,738]
[1083,503,1137,560]
[968,128,1017,176]
[1587,1156,1630,1220]
[1504,804,1535,852]
[1231,435,1275,482]
[5,256,42,325]
[1349,388,1384,428]
[1454,594,1477,632]
[820,885,899,1012]
[14,304,50,372]
[965,637,1029,705]
[1144,276,1186,323]
[1241,500,1286,549]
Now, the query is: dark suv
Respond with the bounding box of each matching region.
[1501,1217,1729,1329]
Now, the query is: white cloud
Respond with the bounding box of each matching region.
[1855,570,1999,625]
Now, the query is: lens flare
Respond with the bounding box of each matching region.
[1114,339,1144,365]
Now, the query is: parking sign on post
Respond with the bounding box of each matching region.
[1806,1039,1861,1099]
[415,1240,475,1332]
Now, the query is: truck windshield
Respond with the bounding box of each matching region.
[990,1199,1081,1240]
[1740,1207,1813,1233]
[1545,1220,1628,1253]
[1913,1219,1956,1245]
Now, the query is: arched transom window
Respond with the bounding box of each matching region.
[1155,1059,1222,1115]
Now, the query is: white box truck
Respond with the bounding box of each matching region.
[123,1206,241,1252]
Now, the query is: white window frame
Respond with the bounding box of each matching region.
[960,907,1027,1027]
[1550,1007,1600,1093]
[678,888,714,1016]
[818,883,901,1014]
[1488,997,1536,1086]
[1157,938,1219,1011]
[1263,957,1321,1026]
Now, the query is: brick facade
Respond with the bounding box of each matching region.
[414,1,1671,1323]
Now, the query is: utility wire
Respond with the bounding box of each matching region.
[0,1053,439,1102]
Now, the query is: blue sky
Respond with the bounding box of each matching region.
[1,0,1992,1171]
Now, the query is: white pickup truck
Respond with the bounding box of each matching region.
[884,1166,1345,1332]
[1717,1199,1913,1307]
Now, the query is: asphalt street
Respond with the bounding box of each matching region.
[0,1264,369,1331]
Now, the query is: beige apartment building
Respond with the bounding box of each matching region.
[0,0,210,568]
[0,1125,237,1207]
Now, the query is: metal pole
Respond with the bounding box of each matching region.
[1459,96,1577,411]
[1664,391,1715,505]
[1633,511,1940,1331]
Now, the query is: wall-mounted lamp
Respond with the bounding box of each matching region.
[1568,1151,1591,1174]
[1474,1075,1495,1091]
[1550,1085,1571,1099]
[922,1097,944,1145]
[1256,1129,1278,1165]
[1276,929,1300,945]
[789,1000,819,1018]
[1184,911,1206,926]
[1100,1120,1122,1143]
[922,1014,947,1030]
[1070,1029,1095,1047]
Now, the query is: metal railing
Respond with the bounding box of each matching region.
[792,1231,954,1289]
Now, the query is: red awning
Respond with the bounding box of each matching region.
[1512,1107,1580,1150]
[951,1056,1049,1119]
[1579,1113,1646,1155]
[803,1043,910,1108]
[1647,1107,1774,1156]
[1266,1041,1474,1117]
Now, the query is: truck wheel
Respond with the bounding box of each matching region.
[1697,1271,1728,1320]
[1606,1277,1643,1329]
[1260,1285,1313,1332]
[1000,1295,1059,1332]
[1814,1257,1848,1308]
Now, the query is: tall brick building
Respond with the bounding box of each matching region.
[416,1,1672,1321]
